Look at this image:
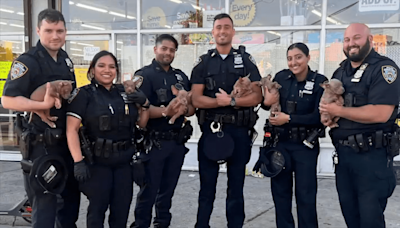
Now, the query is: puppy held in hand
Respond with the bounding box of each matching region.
[29,80,74,128]
[231,74,253,98]
[320,79,344,128]
[164,85,190,124]
[259,74,282,115]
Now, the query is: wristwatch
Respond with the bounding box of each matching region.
[230,97,236,107]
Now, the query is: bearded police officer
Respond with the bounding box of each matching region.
[320,23,399,228]
[190,13,262,228]
[2,9,80,228]
[131,34,195,228]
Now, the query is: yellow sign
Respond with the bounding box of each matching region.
[143,7,167,28]
[0,61,12,79]
[230,0,256,27]
[74,66,90,88]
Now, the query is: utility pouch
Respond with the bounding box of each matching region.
[237,110,244,127]
[205,77,215,90]
[20,159,33,174]
[44,128,63,146]
[347,135,359,153]
[156,88,168,103]
[249,109,258,128]
[177,120,193,145]
[286,101,296,114]
[299,127,307,141]
[355,134,368,152]
[344,93,354,107]
[386,131,400,158]
[243,109,250,126]
[94,138,104,157]
[104,139,112,158]
[375,130,383,149]
[291,128,299,142]
[99,115,111,131]
[197,109,205,125]
[20,130,31,160]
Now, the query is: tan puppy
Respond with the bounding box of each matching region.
[320,79,345,128]
[29,80,74,128]
[259,74,282,114]
[231,74,253,98]
[164,85,190,124]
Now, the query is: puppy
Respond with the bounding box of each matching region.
[29,80,74,128]
[259,74,282,115]
[231,74,253,98]
[164,85,190,124]
[320,79,345,128]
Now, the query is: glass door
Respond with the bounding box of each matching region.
[65,34,111,88]
[0,35,24,156]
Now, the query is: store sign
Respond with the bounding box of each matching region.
[83,47,100,61]
[232,34,264,44]
[359,0,399,12]
[0,61,12,97]
[143,7,167,28]
[230,0,256,27]
[74,66,90,88]
[203,10,222,28]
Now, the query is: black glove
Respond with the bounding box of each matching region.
[126,88,148,106]
[74,160,91,182]
[253,147,268,173]
[132,152,149,187]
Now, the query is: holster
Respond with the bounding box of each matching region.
[19,130,31,160]
[355,133,368,152]
[347,135,360,153]
[44,128,63,146]
[177,120,193,145]
[386,128,400,158]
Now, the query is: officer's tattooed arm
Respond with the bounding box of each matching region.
[2,83,58,112]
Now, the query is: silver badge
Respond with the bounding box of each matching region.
[65,58,74,72]
[234,55,243,65]
[304,81,314,90]
[382,65,397,84]
[351,63,369,82]
[10,61,28,80]
[175,74,183,82]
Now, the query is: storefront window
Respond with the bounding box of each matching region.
[327,0,400,24]
[324,28,400,79]
[0,0,24,33]
[116,34,138,82]
[141,0,225,29]
[62,0,137,31]
[229,0,323,27]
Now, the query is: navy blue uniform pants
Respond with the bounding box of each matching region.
[134,140,186,228]
[195,125,252,228]
[79,162,133,228]
[24,142,80,228]
[335,144,396,228]
[271,141,319,228]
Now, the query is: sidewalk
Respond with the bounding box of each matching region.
[1,161,399,228]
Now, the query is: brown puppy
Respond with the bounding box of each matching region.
[259,74,282,114]
[320,79,345,128]
[231,74,253,98]
[29,80,74,128]
[123,80,140,95]
[164,85,190,124]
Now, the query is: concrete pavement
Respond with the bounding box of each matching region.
[0,161,399,228]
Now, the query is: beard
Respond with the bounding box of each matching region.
[343,39,371,62]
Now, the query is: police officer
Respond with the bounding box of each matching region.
[131,34,194,228]
[66,50,149,228]
[320,23,399,228]
[191,14,262,228]
[1,9,80,228]
[259,43,327,228]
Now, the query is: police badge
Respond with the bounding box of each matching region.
[65,58,74,72]
[382,65,397,84]
[10,61,28,80]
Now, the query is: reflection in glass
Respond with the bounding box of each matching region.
[0,0,24,33]
[116,34,138,82]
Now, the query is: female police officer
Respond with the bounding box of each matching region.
[66,50,149,228]
[261,43,327,228]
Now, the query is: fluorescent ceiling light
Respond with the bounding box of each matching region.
[191,4,202,10]
[81,24,105,30]
[70,48,82,51]
[164,25,171,28]
[116,41,123,44]
[70,41,77,44]
[17,12,24,15]
[69,1,74,4]
[71,54,84,57]
[170,0,182,3]
[76,42,94,46]
[267,31,281,36]
[76,3,107,13]
[0,22,7,25]
[117,48,121,51]
[311,10,322,17]
[0,8,14,13]
[9,24,24,28]
[311,9,341,25]
[109,11,126,18]
[127,15,136,19]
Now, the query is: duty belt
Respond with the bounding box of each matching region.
[149,130,180,140]
[93,138,133,158]
[205,113,236,124]
[337,131,387,153]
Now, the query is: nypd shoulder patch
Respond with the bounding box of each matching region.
[68,88,80,104]
[249,55,257,65]
[194,57,202,67]
[132,75,144,88]
[382,65,397,84]
[10,61,28,80]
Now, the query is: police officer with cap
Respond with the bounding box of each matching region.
[131,34,194,228]
[2,9,80,228]
[256,42,327,228]
[320,23,399,228]
[191,13,262,228]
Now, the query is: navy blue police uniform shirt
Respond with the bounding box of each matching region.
[190,47,261,114]
[3,40,76,132]
[135,59,190,131]
[274,68,327,129]
[330,48,400,141]
[66,80,139,143]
